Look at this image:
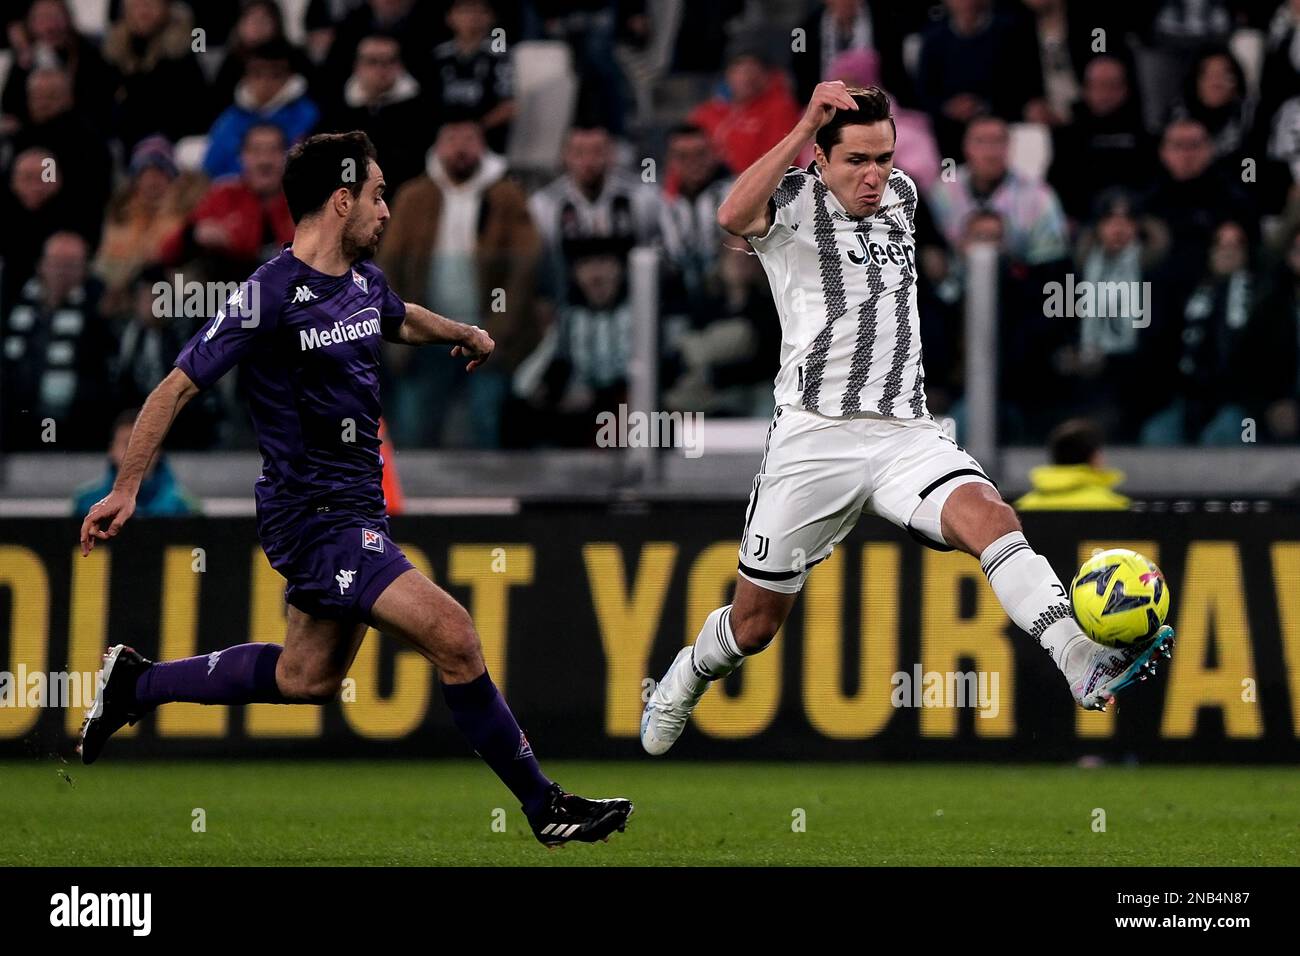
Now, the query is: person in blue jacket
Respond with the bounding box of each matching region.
[73,409,200,518]
[203,38,320,181]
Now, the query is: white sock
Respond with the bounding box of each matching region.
[980,532,1089,674]
[688,605,744,690]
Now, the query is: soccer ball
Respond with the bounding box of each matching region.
[1069,549,1171,647]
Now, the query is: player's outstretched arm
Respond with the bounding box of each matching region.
[79,368,199,556]
[393,302,495,371]
[716,80,858,238]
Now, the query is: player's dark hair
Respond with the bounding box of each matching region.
[283,130,378,224]
[815,86,895,157]
[1048,418,1105,466]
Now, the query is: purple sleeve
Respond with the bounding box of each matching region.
[376,272,407,341]
[174,283,280,389]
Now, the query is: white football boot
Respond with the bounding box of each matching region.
[640,646,709,755]
[1067,625,1175,710]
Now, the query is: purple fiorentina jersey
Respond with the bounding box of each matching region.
[175,247,406,541]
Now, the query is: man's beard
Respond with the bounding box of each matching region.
[341,222,379,262]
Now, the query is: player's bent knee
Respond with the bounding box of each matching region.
[279,666,345,703]
[435,605,485,679]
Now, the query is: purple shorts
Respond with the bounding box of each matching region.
[261,510,414,623]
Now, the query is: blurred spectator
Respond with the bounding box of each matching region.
[93,136,199,316]
[2,232,113,450]
[916,0,1044,156]
[529,124,662,301]
[1021,0,1079,126]
[662,242,780,418]
[203,38,320,180]
[688,42,802,177]
[112,268,222,448]
[1057,189,1170,440]
[1140,219,1255,445]
[73,408,200,517]
[102,0,211,148]
[163,124,294,283]
[8,66,114,224]
[515,240,631,445]
[1139,0,1239,126]
[825,48,942,188]
[926,115,1070,267]
[929,207,1068,439]
[322,32,430,192]
[0,146,95,307]
[1014,418,1130,510]
[523,0,646,134]
[378,117,541,448]
[429,0,515,155]
[1239,223,1300,443]
[1048,55,1156,221]
[1169,46,1254,162]
[659,124,732,318]
[0,0,116,133]
[321,0,445,98]
[1141,117,1256,280]
[791,0,915,106]
[1252,0,1300,214]
[211,0,315,111]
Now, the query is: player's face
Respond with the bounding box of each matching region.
[342,161,389,261]
[816,121,895,217]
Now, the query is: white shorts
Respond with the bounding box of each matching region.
[737,405,997,593]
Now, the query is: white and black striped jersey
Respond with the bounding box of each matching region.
[747,163,928,419]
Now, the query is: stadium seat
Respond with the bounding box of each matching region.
[507,41,578,175]
[279,0,310,45]
[69,0,109,38]
[174,135,210,173]
[902,33,923,85]
[1229,28,1265,98]
[1008,122,1052,181]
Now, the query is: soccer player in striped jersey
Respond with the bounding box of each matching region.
[77,132,631,846]
[641,84,1174,755]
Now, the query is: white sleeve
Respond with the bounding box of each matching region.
[747,168,811,253]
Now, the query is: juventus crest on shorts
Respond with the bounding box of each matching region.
[748,164,927,420]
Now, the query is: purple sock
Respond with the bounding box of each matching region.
[441,672,553,815]
[135,643,288,707]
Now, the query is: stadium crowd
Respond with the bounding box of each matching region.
[1,0,1299,455]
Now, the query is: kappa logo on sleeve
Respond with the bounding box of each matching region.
[361,528,384,553]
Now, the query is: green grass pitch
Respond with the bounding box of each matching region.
[1,760,1296,866]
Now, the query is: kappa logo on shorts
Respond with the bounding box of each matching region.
[336,568,356,594]
[361,528,384,553]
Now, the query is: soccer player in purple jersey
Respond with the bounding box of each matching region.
[77,131,631,848]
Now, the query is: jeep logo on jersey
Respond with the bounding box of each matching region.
[847,233,916,273]
[299,308,381,351]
